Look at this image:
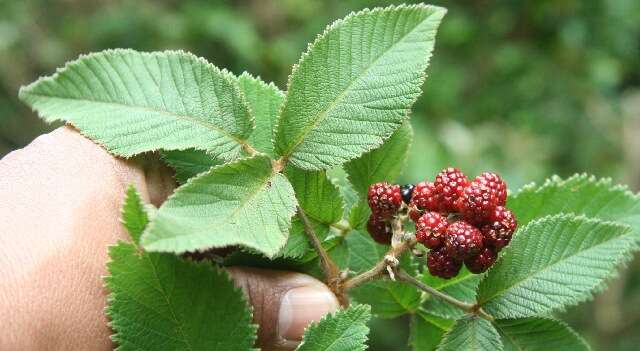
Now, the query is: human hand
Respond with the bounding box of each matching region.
[0,127,339,350]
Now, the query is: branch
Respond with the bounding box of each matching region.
[297,206,340,282]
[341,230,415,290]
[394,270,494,321]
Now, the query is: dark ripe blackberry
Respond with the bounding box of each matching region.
[366,215,392,245]
[367,182,403,219]
[400,184,415,205]
[464,247,497,274]
[434,167,469,212]
[410,181,441,212]
[415,212,448,249]
[481,206,517,251]
[427,247,462,279]
[444,220,484,260]
[474,172,507,206]
[456,181,499,224]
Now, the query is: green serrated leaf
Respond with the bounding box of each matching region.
[274,5,446,170]
[509,174,640,230]
[121,186,149,245]
[237,72,284,157]
[279,217,331,259]
[495,317,590,351]
[437,316,503,351]
[19,49,254,160]
[346,230,421,318]
[278,166,345,258]
[410,311,454,351]
[141,155,297,258]
[162,149,221,184]
[477,214,636,319]
[285,166,345,225]
[106,242,257,350]
[296,305,371,351]
[345,122,413,196]
[422,269,481,319]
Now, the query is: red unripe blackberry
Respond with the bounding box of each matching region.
[456,182,499,224]
[445,220,484,260]
[410,181,440,212]
[434,167,469,212]
[366,215,392,245]
[416,212,448,249]
[427,247,462,279]
[464,247,497,274]
[368,182,402,219]
[474,172,507,206]
[481,206,517,250]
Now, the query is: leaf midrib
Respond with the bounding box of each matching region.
[478,219,632,305]
[281,8,432,159]
[147,164,279,249]
[23,91,249,148]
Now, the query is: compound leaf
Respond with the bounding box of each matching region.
[410,311,454,351]
[296,305,371,351]
[437,316,503,351]
[107,244,257,351]
[346,230,421,318]
[509,174,640,230]
[477,214,636,319]
[345,122,413,197]
[20,49,253,160]
[141,155,297,258]
[237,72,284,157]
[275,5,446,170]
[495,317,589,351]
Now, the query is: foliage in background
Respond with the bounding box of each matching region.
[3,1,640,350]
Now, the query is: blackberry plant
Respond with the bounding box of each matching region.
[18,3,640,350]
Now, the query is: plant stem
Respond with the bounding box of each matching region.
[241,142,259,156]
[330,221,351,234]
[341,236,414,290]
[297,206,340,282]
[394,270,494,321]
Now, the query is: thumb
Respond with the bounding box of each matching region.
[227,266,340,351]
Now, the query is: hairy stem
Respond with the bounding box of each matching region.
[395,270,494,321]
[297,206,340,282]
[341,218,415,290]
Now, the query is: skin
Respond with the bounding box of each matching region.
[0,127,339,350]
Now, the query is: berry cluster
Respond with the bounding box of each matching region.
[366,168,517,280]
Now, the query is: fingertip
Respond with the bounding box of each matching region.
[227,267,340,351]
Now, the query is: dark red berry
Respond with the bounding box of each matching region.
[400,184,415,205]
[410,181,440,212]
[434,167,469,212]
[368,182,402,219]
[481,206,517,250]
[474,172,507,206]
[416,212,448,249]
[445,220,484,260]
[464,247,497,273]
[456,182,499,224]
[427,247,462,279]
[366,215,392,245]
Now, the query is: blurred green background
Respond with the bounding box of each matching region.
[1,0,639,349]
